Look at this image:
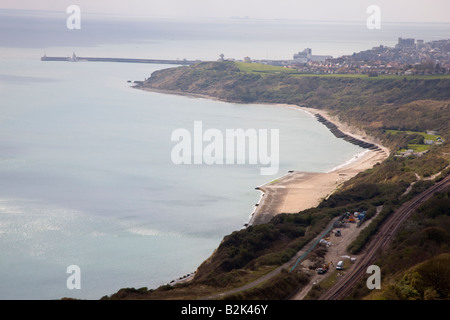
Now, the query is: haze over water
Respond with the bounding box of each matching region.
[0,10,449,299]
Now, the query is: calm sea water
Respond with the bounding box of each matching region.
[0,10,448,299]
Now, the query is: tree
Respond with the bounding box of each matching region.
[416,254,450,298]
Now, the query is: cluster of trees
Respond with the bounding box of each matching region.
[192,214,316,286]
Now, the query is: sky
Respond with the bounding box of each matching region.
[1,0,450,23]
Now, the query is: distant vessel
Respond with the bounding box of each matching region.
[40,52,82,62]
[70,52,78,62]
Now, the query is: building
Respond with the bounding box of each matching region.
[416,39,424,49]
[293,48,332,64]
[293,48,312,63]
[396,37,415,49]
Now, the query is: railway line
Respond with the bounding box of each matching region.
[318,174,450,300]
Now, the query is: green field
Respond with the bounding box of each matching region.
[234,62,450,80]
[234,62,298,74]
[386,129,444,154]
[398,144,431,153]
[235,62,372,78]
[385,129,443,142]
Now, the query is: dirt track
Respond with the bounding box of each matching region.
[290,206,383,300]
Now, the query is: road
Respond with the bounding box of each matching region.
[318,174,450,300]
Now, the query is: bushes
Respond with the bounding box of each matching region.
[319,183,381,208]
[251,249,297,268]
[373,254,450,300]
[224,269,310,300]
[217,219,311,272]
[214,224,284,273]
[414,253,450,298]
[417,189,450,218]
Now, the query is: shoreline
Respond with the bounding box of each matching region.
[136,86,390,286]
[248,148,387,225]
[248,104,389,225]
[137,87,390,225]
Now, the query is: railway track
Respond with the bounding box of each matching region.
[319,174,450,300]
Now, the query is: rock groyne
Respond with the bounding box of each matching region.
[315,113,382,152]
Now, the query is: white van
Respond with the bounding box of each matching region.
[336,261,344,270]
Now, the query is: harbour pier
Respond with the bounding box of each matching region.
[41,53,200,66]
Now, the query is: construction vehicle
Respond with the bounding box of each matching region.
[316,262,330,274]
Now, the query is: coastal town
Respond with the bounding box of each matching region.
[44,37,450,78]
[243,38,450,76]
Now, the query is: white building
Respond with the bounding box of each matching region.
[293,48,332,63]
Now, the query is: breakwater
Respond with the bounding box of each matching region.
[41,55,199,65]
[315,114,382,151]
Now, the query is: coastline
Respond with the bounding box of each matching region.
[137,86,390,226]
[135,86,390,288]
[248,148,387,225]
[249,104,389,225]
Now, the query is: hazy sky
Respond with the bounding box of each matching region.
[1,0,450,23]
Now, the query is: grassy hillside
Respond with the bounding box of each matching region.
[102,62,450,300]
[140,61,450,107]
[139,61,450,148]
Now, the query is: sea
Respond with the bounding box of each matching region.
[0,9,449,299]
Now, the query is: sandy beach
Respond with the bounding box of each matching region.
[249,104,390,225]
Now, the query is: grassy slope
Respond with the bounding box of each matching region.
[141,62,450,109]
[104,62,450,300]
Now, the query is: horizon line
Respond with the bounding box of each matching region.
[1,8,450,25]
